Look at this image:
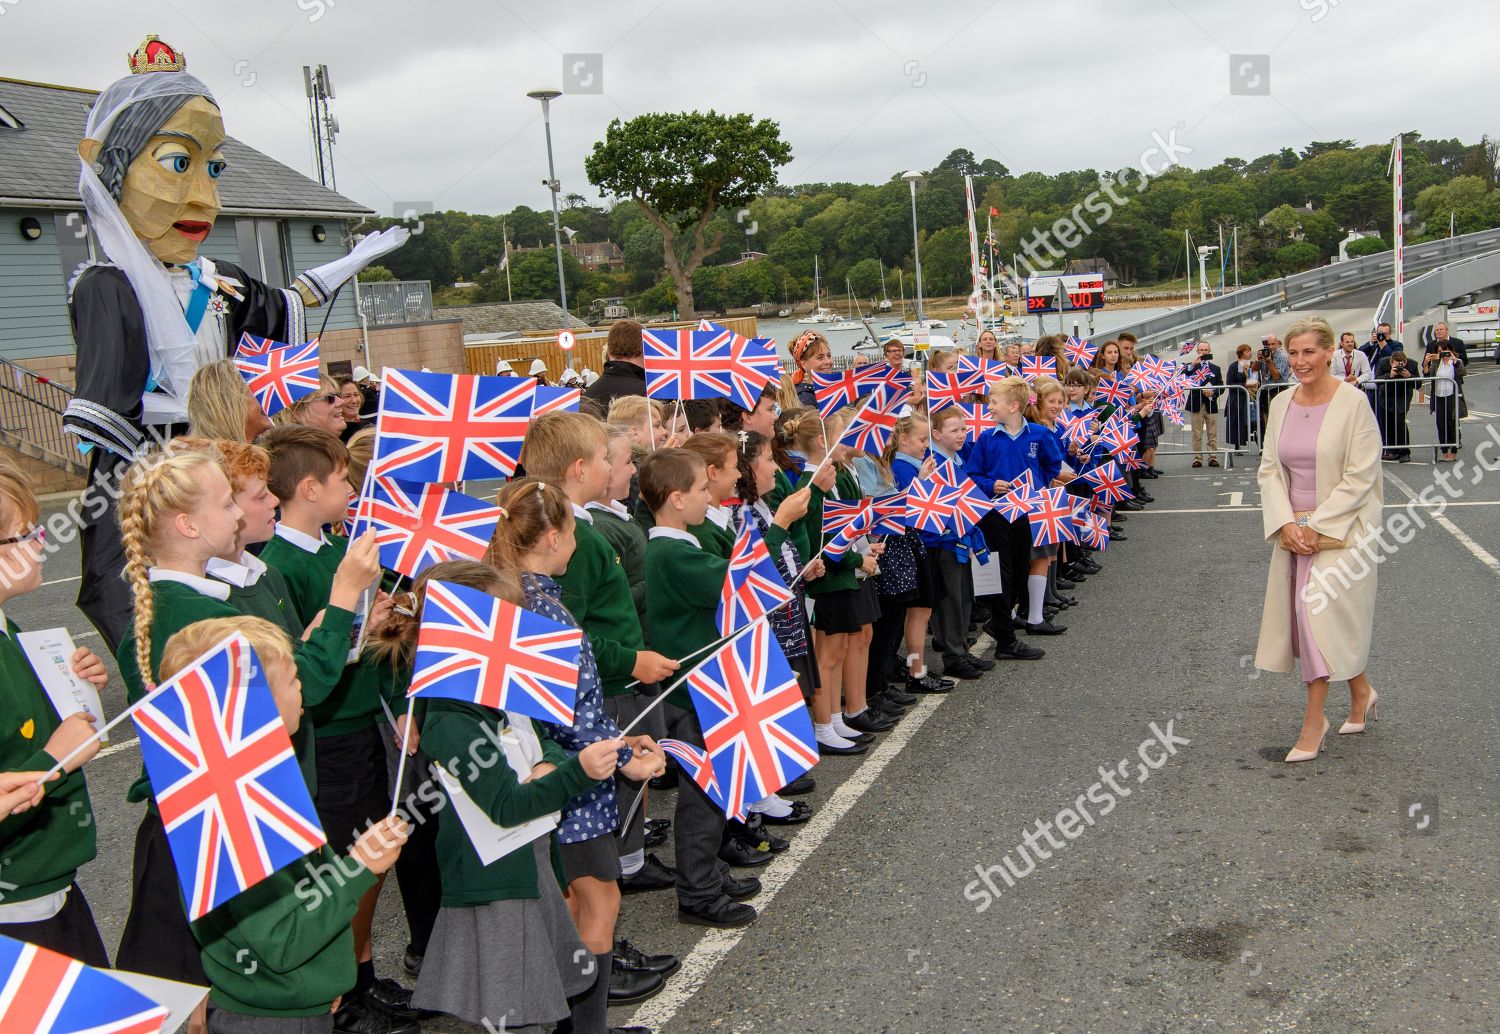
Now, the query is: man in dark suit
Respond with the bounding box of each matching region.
[1185,341,1224,468]
[1374,349,1419,461]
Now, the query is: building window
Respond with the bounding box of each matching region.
[234,218,292,287]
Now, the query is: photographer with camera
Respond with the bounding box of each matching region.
[1374,349,1418,461]
[1361,322,1402,369]
[1421,322,1467,461]
[1253,334,1290,444]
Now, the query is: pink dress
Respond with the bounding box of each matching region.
[1279,400,1331,682]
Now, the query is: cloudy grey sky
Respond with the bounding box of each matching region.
[3,0,1495,217]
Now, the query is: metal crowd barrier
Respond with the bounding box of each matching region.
[1253,376,1461,461]
[1143,384,1253,470]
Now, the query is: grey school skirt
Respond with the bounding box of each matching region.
[410,838,593,1028]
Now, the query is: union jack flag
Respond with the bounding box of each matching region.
[1076,507,1110,549]
[947,477,994,536]
[1028,487,1078,546]
[1076,460,1133,505]
[657,739,740,820]
[955,355,1011,386]
[930,455,962,487]
[854,361,913,399]
[234,340,321,416]
[0,934,171,1034]
[1064,335,1097,368]
[958,402,991,442]
[533,384,581,415]
[995,482,1037,521]
[926,369,985,412]
[1094,375,1133,407]
[1018,355,1058,382]
[823,498,874,561]
[838,386,904,454]
[1097,418,1140,458]
[1059,411,1094,449]
[904,476,960,535]
[408,579,581,725]
[869,492,913,535]
[696,321,783,407]
[349,478,502,578]
[373,368,535,483]
[643,327,737,402]
[685,622,819,821]
[131,633,326,921]
[717,516,794,636]
[235,331,294,359]
[809,369,863,418]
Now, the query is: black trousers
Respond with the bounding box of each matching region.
[1376,402,1411,457]
[0,883,109,968]
[977,513,1029,648]
[929,549,973,666]
[1435,394,1461,453]
[662,703,731,911]
[867,594,910,695]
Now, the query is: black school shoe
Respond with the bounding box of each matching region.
[607,961,666,1005]
[333,993,419,1034]
[719,831,774,867]
[883,686,920,705]
[679,898,757,928]
[944,656,987,679]
[644,823,669,850]
[845,708,898,733]
[1026,619,1068,635]
[615,937,681,978]
[781,771,816,795]
[402,945,422,978]
[620,853,677,894]
[993,640,1045,660]
[907,672,956,693]
[365,978,439,1022]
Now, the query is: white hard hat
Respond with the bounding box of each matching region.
[352,365,375,382]
[528,358,548,376]
[581,368,599,386]
[559,368,582,385]
[494,359,515,375]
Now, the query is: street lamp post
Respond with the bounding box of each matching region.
[902,171,926,327]
[527,88,572,368]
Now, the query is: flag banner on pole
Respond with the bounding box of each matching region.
[838,385,904,454]
[642,327,754,405]
[904,476,960,535]
[1059,411,1095,450]
[1064,335,1097,368]
[658,738,743,821]
[372,368,535,483]
[349,478,503,579]
[0,933,175,1034]
[685,622,819,822]
[1027,487,1078,546]
[853,361,913,399]
[717,515,795,636]
[131,633,326,921]
[959,402,991,443]
[532,384,581,415]
[809,368,864,418]
[927,369,985,412]
[1072,459,1133,505]
[947,477,995,536]
[1093,375,1133,407]
[1018,355,1058,383]
[869,492,913,535]
[699,319,784,398]
[235,331,318,359]
[930,455,962,487]
[408,579,581,726]
[234,340,321,416]
[955,355,1013,386]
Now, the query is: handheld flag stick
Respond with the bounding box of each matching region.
[618,781,647,837]
[388,698,417,817]
[646,393,657,452]
[35,687,166,784]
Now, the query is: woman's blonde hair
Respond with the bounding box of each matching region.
[1023,376,1065,425]
[368,559,522,669]
[607,395,665,431]
[187,360,257,442]
[1285,315,1336,351]
[487,478,574,572]
[160,616,294,684]
[273,374,338,428]
[120,448,228,685]
[345,426,376,492]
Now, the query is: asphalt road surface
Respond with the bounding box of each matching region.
[23,365,1500,1033]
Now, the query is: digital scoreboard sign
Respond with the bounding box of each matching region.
[1025,274,1106,314]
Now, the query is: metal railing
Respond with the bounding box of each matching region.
[1108,227,1500,355]
[0,357,87,477]
[1144,384,1253,469]
[1251,376,1462,461]
[1373,250,1500,330]
[356,280,433,326]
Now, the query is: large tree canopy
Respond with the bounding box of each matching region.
[584,110,792,316]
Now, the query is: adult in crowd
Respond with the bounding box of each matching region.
[186,359,270,442]
[883,338,907,372]
[1255,316,1383,764]
[1374,349,1418,462]
[336,374,369,440]
[1185,342,1223,468]
[1360,322,1402,369]
[1333,332,1373,398]
[975,329,1001,362]
[1253,333,1290,444]
[1224,344,1255,453]
[583,318,649,406]
[272,373,346,436]
[352,364,380,418]
[1422,322,1467,461]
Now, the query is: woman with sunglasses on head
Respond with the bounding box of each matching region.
[271,373,347,438]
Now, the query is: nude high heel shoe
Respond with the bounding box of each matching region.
[1285,717,1329,763]
[1339,689,1378,735]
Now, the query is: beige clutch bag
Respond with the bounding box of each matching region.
[1280,511,1345,551]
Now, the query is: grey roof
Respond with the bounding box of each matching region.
[433,301,589,336]
[0,77,371,216]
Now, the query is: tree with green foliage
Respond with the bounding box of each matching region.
[584,111,792,316]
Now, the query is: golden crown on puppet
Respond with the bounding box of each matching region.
[128,35,187,75]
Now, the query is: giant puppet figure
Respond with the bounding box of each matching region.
[64,37,406,649]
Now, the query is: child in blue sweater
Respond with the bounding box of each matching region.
[924,406,993,679]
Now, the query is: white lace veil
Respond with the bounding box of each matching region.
[78,71,218,423]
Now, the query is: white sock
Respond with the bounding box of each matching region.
[748,794,793,818]
[619,848,645,877]
[1027,575,1048,625]
[907,652,927,679]
[831,712,863,738]
[815,722,854,748]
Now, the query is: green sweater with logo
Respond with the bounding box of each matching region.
[192,843,375,1017]
[0,619,96,903]
[422,701,598,907]
[586,505,647,621]
[556,518,644,699]
[644,534,729,709]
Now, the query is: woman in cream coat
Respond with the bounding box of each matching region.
[1255,316,1384,762]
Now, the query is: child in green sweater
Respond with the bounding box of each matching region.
[0,460,109,965]
[585,426,647,621]
[367,561,625,1031]
[162,615,408,1031]
[641,449,762,930]
[680,432,741,558]
[114,447,249,990]
[255,423,408,1027]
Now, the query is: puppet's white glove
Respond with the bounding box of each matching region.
[296,225,411,304]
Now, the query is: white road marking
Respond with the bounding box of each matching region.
[627,694,949,1031]
[1133,500,1500,516]
[41,575,81,586]
[1386,472,1500,577]
[95,738,139,760]
[1220,491,1245,507]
